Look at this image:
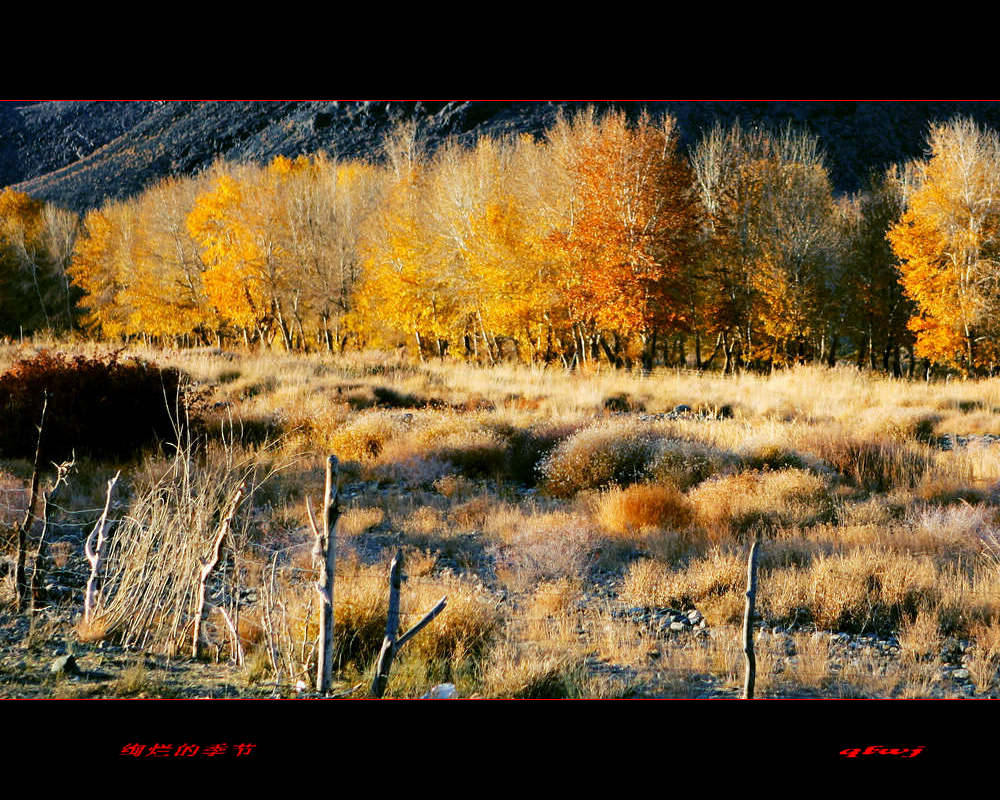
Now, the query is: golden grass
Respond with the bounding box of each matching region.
[9,338,1000,697]
[688,468,833,543]
[337,506,385,537]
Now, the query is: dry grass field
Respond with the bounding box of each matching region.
[4,339,1000,698]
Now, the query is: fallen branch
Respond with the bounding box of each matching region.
[395,595,448,651]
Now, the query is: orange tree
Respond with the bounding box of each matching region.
[553,110,701,369]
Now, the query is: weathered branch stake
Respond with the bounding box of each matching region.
[14,394,47,612]
[371,549,448,698]
[310,455,340,695]
[84,470,121,623]
[742,537,761,699]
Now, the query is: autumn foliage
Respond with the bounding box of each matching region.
[888,119,1000,375]
[4,109,1000,376]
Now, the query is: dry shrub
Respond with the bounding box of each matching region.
[855,406,941,443]
[395,413,504,469]
[809,434,932,491]
[789,549,940,633]
[968,621,1000,692]
[529,578,581,618]
[646,438,735,489]
[96,439,263,656]
[938,410,1000,436]
[494,514,596,590]
[433,474,474,499]
[331,557,502,673]
[326,410,409,462]
[401,548,437,577]
[914,477,989,506]
[539,420,659,497]
[401,506,446,536]
[371,385,426,409]
[620,550,746,615]
[480,642,583,698]
[503,424,577,486]
[642,528,710,564]
[337,507,385,537]
[332,560,391,668]
[593,482,693,535]
[450,496,493,530]
[836,492,909,527]
[904,503,997,560]
[737,443,807,472]
[400,573,503,663]
[898,609,942,661]
[756,537,825,570]
[688,469,833,543]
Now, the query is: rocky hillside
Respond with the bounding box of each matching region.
[4,100,1000,212]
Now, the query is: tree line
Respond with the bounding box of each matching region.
[3,109,1000,376]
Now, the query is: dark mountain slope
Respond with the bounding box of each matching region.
[4,101,1000,212]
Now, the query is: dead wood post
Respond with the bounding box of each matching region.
[310,455,340,695]
[28,493,50,616]
[371,549,448,698]
[191,484,244,659]
[14,394,47,613]
[30,456,74,616]
[742,537,761,699]
[371,551,403,699]
[84,470,121,623]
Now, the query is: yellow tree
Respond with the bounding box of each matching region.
[749,135,839,367]
[122,176,214,342]
[692,124,837,370]
[67,201,141,339]
[274,154,385,351]
[356,121,463,360]
[187,162,300,349]
[888,118,1000,375]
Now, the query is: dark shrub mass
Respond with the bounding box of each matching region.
[0,350,192,461]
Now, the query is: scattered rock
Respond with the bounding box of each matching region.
[50,654,79,676]
[421,683,457,699]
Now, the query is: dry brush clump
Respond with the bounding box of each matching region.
[538,420,661,497]
[805,430,934,492]
[687,468,834,544]
[593,482,694,537]
[90,437,270,656]
[646,438,736,489]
